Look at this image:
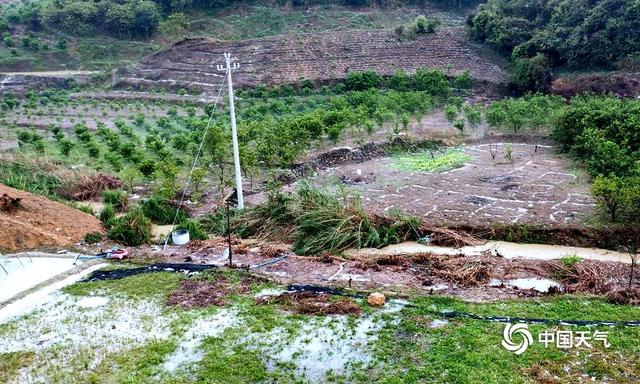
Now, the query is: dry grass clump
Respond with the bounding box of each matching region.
[430,255,492,286]
[223,186,476,256]
[546,260,620,294]
[606,288,640,305]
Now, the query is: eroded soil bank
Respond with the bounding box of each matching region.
[159,237,638,302]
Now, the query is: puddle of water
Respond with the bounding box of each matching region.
[247,299,407,381]
[258,316,380,381]
[0,294,174,381]
[254,288,288,298]
[424,283,449,291]
[0,257,80,303]
[163,309,240,372]
[430,319,449,328]
[76,296,110,308]
[489,277,562,293]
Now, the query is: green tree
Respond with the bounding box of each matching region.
[345,70,382,91]
[512,53,552,93]
[592,175,627,223]
[121,166,142,193]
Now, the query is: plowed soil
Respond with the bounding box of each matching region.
[0,184,104,252]
[117,27,507,93]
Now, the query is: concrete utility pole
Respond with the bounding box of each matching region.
[217,52,244,209]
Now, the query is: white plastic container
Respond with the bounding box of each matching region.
[171,229,190,245]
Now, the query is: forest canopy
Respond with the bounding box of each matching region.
[467,0,640,70]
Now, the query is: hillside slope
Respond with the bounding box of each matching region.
[115,27,507,93]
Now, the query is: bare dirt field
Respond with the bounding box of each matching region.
[116,27,508,93]
[298,141,594,226]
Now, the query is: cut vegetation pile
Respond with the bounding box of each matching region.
[219,187,422,255]
[166,275,256,308]
[58,173,123,201]
[256,292,361,316]
[0,183,104,252]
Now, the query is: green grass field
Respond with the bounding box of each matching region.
[1,269,638,383]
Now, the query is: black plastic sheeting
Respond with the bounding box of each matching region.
[287,284,640,327]
[84,263,217,282]
[83,268,640,327]
[427,309,640,327]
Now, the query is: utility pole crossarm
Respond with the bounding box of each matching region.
[217,53,244,210]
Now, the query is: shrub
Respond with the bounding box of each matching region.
[86,140,100,157]
[58,138,74,156]
[74,123,92,142]
[454,70,473,88]
[102,189,128,212]
[140,196,185,225]
[592,175,640,223]
[175,218,208,241]
[138,159,156,177]
[444,104,457,121]
[411,15,440,34]
[453,119,465,132]
[107,207,152,246]
[511,53,552,93]
[84,231,103,244]
[345,70,382,91]
[99,204,116,228]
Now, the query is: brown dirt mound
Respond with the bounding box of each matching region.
[0,184,104,252]
[256,291,361,316]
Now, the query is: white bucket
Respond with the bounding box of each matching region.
[171,229,190,245]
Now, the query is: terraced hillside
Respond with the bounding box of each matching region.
[116,27,507,93]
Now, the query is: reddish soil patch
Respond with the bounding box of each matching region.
[256,291,361,316]
[166,275,253,308]
[0,184,104,252]
[552,72,640,98]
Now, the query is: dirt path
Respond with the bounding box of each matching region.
[0,71,99,77]
[347,240,633,264]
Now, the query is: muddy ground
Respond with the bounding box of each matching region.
[157,237,637,303]
[283,141,594,226]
